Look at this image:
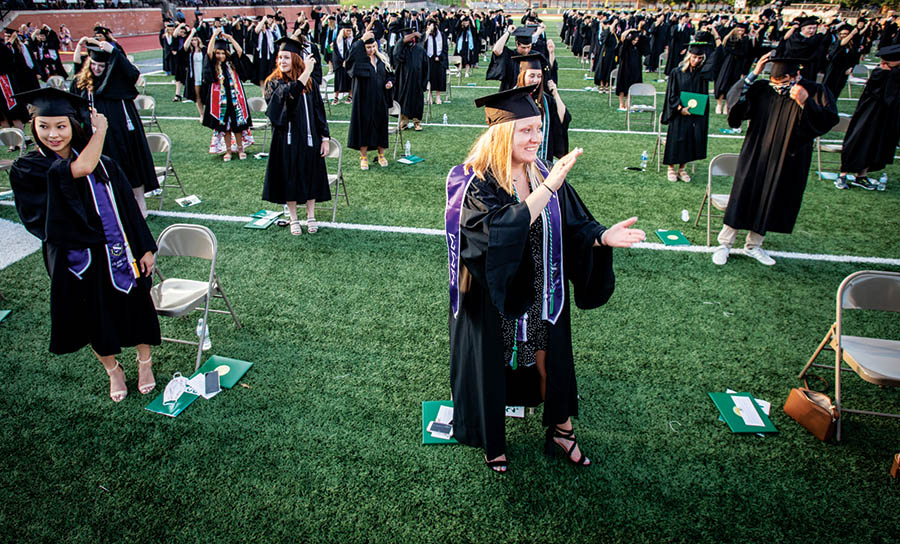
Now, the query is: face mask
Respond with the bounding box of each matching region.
[770,79,796,96]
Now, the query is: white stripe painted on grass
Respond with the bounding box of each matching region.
[145,208,900,266]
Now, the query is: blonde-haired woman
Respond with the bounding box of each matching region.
[445,86,645,473]
[70,39,158,215]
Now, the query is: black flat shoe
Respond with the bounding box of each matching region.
[545,425,591,466]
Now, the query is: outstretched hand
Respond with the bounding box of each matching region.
[544,147,583,192]
[600,217,646,248]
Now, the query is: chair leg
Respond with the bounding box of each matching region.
[214,276,241,328]
[341,175,350,206]
[798,324,835,380]
[694,194,707,228]
[835,344,843,441]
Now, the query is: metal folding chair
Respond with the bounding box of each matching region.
[389,100,403,159]
[316,137,348,222]
[626,83,657,131]
[816,114,852,180]
[608,68,617,107]
[447,54,461,102]
[798,270,900,441]
[145,133,186,210]
[0,128,26,196]
[694,153,739,246]
[151,224,241,371]
[847,65,869,99]
[46,75,67,90]
[134,95,161,132]
[247,96,271,152]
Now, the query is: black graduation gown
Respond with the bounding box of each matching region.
[666,24,693,75]
[9,151,160,356]
[840,67,900,173]
[392,41,429,119]
[487,47,519,92]
[784,33,827,81]
[69,46,158,192]
[346,42,393,151]
[0,42,35,124]
[662,61,715,165]
[332,37,354,94]
[184,49,205,103]
[593,28,618,85]
[645,21,669,71]
[714,37,751,98]
[449,174,614,459]
[424,31,448,92]
[172,37,187,85]
[32,37,67,80]
[615,35,648,95]
[455,26,478,66]
[262,78,331,204]
[253,28,278,83]
[160,32,173,74]
[200,55,252,133]
[536,92,571,161]
[724,78,838,234]
[823,41,858,99]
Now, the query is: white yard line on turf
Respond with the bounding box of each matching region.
[2,203,896,265]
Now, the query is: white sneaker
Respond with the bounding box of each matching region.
[712,245,729,265]
[745,247,775,266]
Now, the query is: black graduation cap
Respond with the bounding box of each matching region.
[165,22,175,28]
[4,27,17,34]
[877,44,900,61]
[11,87,89,118]
[214,38,231,52]
[512,26,534,44]
[338,21,352,29]
[797,16,819,28]
[837,23,854,33]
[474,85,541,126]
[734,22,749,30]
[687,42,709,55]
[94,25,111,34]
[87,45,111,62]
[401,26,419,34]
[769,51,805,78]
[274,37,304,56]
[511,53,545,70]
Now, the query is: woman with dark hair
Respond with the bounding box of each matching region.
[455,16,478,77]
[445,86,645,473]
[346,31,394,169]
[170,23,189,102]
[615,26,649,111]
[9,88,160,403]
[331,22,354,105]
[70,39,158,216]
[262,38,331,236]
[183,28,205,116]
[201,29,252,162]
[514,53,570,162]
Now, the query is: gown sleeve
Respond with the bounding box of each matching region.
[312,85,330,139]
[661,70,682,125]
[264,79,297,128]
[791,82,839,149]
[9,153,52,241]
[485,48,508,82]
[558,182,614,310]
[726,77,764,128]
[459,177,533,318]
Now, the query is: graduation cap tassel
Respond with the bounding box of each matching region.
[510,320,519,370]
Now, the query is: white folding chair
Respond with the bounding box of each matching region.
[151,224,241,371]
[145,133,186,210]
[246,96,271,152]
[626,83,657,132]
[388,100,403,159]
[657,51,667,77]
[799,270,900,441]
[134,94,161,132]
[816,114,852,180]
[581,45,592,69]
[46,75,66,90]
[136,75,147,95]
[0,128,26,196]
[846,65,868,99]
[694,153,739,246]
[316,137,349,222]
[608,68,618,107]
[447,54,461,101]
[319,73,335,114]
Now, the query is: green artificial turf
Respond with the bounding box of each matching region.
[1,21,899,543]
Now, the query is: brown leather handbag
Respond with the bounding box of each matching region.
[783,388,840,441]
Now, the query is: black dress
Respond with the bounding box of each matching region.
[392,40,429,120]
[593,28,618,85]
[261,78,331,204]
[615,34,648,96]
[724,78,838,235]
[10,150,160,356]
[662,61,715,166]
[447,168,615,460]
[346,42,393,151]
[840,67,900,173]
[69,46,158,192]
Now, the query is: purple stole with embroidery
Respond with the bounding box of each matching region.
[64,154,139,294]
[445,160,564,329]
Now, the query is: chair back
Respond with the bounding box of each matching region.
[46,75,66,90]
[832,114,852,134]
[581,45,591,55]
[145,132,172,154]
[247,96,267,114]
[839,271,900,313]
[134,95,155,112]
[325,137,342,160]
[851,64,869,78]
[610,68,618,80]
[136,75,147,93]
[388,100,401,117]
[628,83,656,98]
[156,224,217,261]
[0,128,26,151]
[448,55,462,68]
[709,153,739,178]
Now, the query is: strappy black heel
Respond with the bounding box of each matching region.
[484,455,508,473]
[545,425,591,466]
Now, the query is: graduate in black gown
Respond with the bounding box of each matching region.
[346,32,394,170]
[837,44,900,190]
[592,19,618,94]
[714,24,752,115]
[487,25,537,92]
[666,14,694,76]
[645,13,669,72]
[615,27,649,111]
[70,42,158,216]
[201,32,252,162]
[29,26,67,81]
[454,16,478,77]
[9,88,160,403]
[823,24,862,101]
[514,54,570,162]
[170,23,189,102]
[392,27,429,131]
[253,15,283,87]
[2,28,38,128]
[445,86,645,472]
[712,52,838,267]
[781,17,828,82]
[662,42,716,182]
[262,38,330,236]
[331,23,354,105]
[423,18,448,105]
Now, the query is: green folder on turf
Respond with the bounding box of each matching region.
[243,209,281,229]
[422,400,457,445]
[194,355,253,389]
[708,392,778,434]
[145,390,198,418]
[655,229,691,246]
[397,155,424,165]
[0,310,10,323]
[680,91,708,115]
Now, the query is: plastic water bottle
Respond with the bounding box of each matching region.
[640,150,648,171]
[878,172,887,191]
[404,139,411,158]
[442,113,448,125]
[681,209,690,222]
[196,318,211,351]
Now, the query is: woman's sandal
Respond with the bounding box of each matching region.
[238,151,247,160]
[306,217,318,234]
[360,156,369,171]
[105,362,127,403]
[377,155,388,167]
[667,168,678,182]
[484,455,508,473]
[137,355,156,395]
[678,168,691,183]
[223,153,232,162]
[545,425,591,466]
[290,220,302,236]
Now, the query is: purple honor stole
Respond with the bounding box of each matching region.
[445,160,565,329]
[64,154,139,294]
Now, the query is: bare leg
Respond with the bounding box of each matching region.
[305,199,315,220]
[223,132,233,160]
[94,350,126,402]
[234,132,245,158]
[435,91,442,104]
[132,186,148,218]
[536,350,547,400]
[552,417,591,465]
[618,93,626,109]
[136,344,154,394]
[286,201,298,221]
[360,145,368,160]
[174,81,183,98]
